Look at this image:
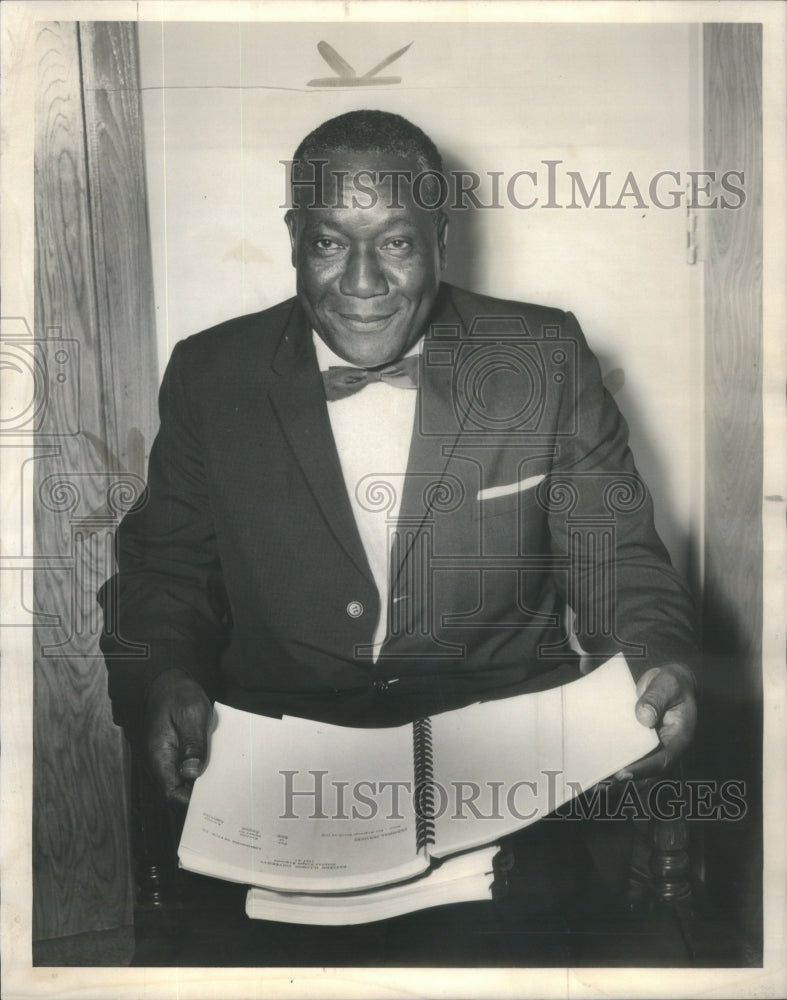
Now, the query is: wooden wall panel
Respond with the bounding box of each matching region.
[33,21,158,942]
[700,23,763,962]
[79,21,159,470]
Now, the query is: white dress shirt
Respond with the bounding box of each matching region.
[313,332,421,660]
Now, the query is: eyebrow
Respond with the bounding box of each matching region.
[304,218,421,240]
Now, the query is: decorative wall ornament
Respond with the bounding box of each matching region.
[308,41,412,88]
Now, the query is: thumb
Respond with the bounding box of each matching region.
[176,711,210,782]
[635,667,680,728]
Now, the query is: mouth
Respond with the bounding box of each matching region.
[334,311,398,333]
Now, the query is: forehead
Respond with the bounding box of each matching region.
[293,149,437,232]
[308,148,421,182]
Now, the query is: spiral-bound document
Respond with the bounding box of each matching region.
[178,653,657,897]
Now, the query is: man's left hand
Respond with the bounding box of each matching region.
[614,662,697,782]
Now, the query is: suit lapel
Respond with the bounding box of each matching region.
[267,302,375,586]
[392,288,471,589]
[266,288,471,600]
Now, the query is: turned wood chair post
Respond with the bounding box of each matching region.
[649,811,692,904]
[624,775,694,909]
[126,732,179,908]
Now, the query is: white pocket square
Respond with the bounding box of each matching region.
[477,474,546,502]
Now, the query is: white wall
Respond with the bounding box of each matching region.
[138,22,703,575]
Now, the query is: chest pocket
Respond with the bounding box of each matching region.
[471,474,546,521]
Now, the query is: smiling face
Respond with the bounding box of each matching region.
[285,151,448,368]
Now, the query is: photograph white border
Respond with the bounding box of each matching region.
[1,1,784,997]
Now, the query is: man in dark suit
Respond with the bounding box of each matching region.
[99,109,697,817]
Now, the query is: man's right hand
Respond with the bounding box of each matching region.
[144,668,213,808]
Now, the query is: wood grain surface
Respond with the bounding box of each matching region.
[700,23,763,961]
[33,21,158,943]
[702,23,763,691]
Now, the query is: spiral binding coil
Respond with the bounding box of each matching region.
[412,718,436,852]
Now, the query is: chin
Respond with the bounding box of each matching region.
[338,341,404,368]
[325,325,413,368]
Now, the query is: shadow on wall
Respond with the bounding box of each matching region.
[440,151,488,296]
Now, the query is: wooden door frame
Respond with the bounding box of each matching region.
[32,20,158,942]
[699,22,763,961]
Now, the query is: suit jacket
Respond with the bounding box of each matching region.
[99,283,697,728]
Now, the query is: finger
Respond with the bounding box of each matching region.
[180,757,203,782]
[614,745,669,782]
[635,668,682,728]
[614,693,697,782]
[165,782,193,809]
[657,699,697,761]
[149,742,193,806]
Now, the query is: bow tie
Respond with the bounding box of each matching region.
[321,355,420,402]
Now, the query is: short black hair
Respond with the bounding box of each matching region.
[292,109,443,177]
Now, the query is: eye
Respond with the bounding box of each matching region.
[313,238,344,255]
[381,238,412,256]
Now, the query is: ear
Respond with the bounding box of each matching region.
[284,210,297,268]
[436,211,449,270]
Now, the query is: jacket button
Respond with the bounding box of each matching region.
[346,600,364,618]
[373,679,390,695]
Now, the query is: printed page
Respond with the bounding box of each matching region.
[179,705,427,893]
[245,845,498,925]
[429,654,658,856]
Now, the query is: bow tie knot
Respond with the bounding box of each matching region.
[321,355,420,401]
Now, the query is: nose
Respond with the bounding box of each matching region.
[339,245,388,299]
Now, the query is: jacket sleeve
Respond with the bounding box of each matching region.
[546,311,698,681]
[98,340,230,727]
